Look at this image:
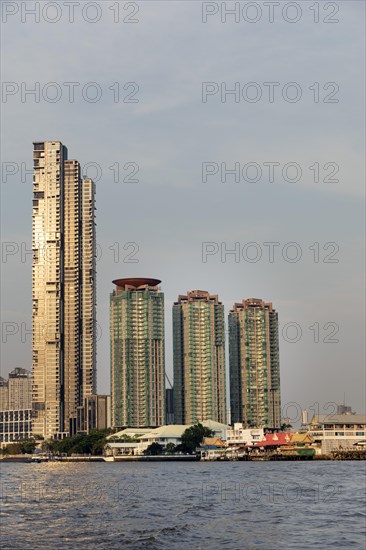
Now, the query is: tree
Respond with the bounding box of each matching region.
[281,423,292,431]
[165,442,176,454]
[5,439,37,455]
[41,430,108,456]
[180,423,215,454]
[144,442,164,456]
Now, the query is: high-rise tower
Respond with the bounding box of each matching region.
[110,278,165,429]
[229,298,281,429]
[32,141,96,438]
[173,290,226,425]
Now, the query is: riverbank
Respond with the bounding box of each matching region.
[1,451,365,462]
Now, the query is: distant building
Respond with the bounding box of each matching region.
[0,368,32,445]
[8,368,32,410]
[0,410,32,445]
[110,278,166,429]
[173,290,226,425]
[0,377,8,411]
[306,414,366,454]
[0,368,32,411]
[165,388,174,425]
[336,404,355,415]
[229,298,281,429]
[77,395,111,433]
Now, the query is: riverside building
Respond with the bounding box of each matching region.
[173,290,227,425]
[110,278,166,429]
[229,298,281,429]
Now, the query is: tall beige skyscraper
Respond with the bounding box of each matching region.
[173,290,227,425]
[229,298,281,429]
[32,141,96,438]
[110,278,165,429]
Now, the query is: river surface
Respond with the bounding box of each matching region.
[1,460,365,549]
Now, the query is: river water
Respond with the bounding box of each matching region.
[1,460,365,549]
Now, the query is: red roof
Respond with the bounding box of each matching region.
[254,432,291,447]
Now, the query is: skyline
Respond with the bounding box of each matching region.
[1,2,365,418]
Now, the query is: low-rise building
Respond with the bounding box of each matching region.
[0,410,32,445]
[138,425,188,454]
[281,433,316,457]
[226,424,265,447]
[105,421,230,456]
[253,432,292,452]
[305,414,366,454]
[107,428,151,440]
[199,437,226,460]
[104,442,140,458]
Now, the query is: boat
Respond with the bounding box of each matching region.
[30,454,50,463]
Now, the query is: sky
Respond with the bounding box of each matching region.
[1,0,365,420]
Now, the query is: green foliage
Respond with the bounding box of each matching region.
[144,442,164,456]
[281,423,293,431]
[165,442,176,454]
[180,423,215,454]
[3,439,37,455]
[42,430,108,456]
[108,434,140,443]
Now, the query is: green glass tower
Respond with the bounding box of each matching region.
[173,290,226,425]
[229,298,281,429]
[110,278,165,429]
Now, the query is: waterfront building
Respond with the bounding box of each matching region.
[110,278,165,429]
[138,424,188,454]
[32,141,96,439]
[105,420,230,456]
[0,410,32,445]
[173,290,226,425]
[253,432,292,451]
[229,298,281,429]
[304,413,366,454]
[226,424,265,447]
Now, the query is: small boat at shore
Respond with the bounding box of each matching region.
[30,454,50,463]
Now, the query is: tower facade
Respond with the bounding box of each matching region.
[110,278,165,429]
[32,141,96,438]
[173,290,226,425]
[229,298,281,429]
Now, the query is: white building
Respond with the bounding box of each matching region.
[105,421,230,456]
[138,425,188,454]
[226,424,265,447]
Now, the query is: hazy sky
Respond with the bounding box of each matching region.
[1,1,365,420]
